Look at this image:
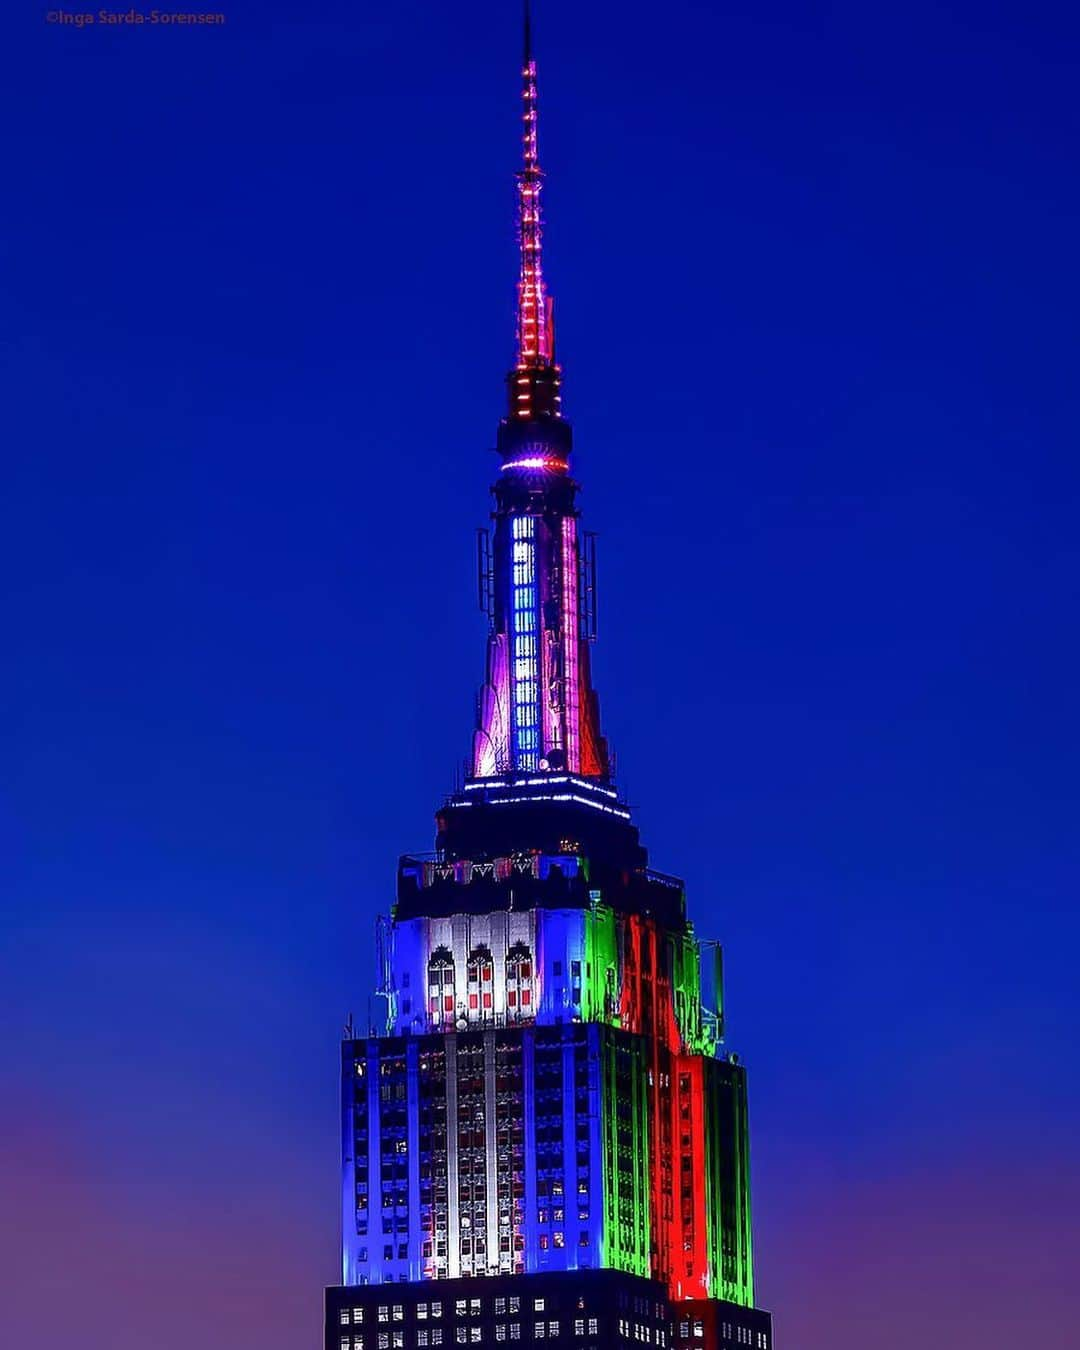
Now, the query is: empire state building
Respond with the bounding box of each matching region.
[325,10,776,1350]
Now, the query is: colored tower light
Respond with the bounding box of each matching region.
[511,515,540,770]
[561,517,581,773]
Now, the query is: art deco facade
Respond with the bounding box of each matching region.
[326,10,774,1350]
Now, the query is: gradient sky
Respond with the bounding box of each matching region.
[3,2,1079,1347]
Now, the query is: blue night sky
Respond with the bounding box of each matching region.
[3,2,1078,1347]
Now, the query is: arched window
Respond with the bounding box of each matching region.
[428,946,455,1027]
[466,946,495,1021]
[505,941,534,1020]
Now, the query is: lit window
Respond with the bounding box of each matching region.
[432,1334,443,1346]
[456,1331,467,1345]
[394,1307,404,1323]
[548,1325,559,1337]
[471,1331,481,1344]
[456,1303,468,1318]
[378,1336,389,1350]
[588,1322,598,1335]
[534,1325,545,1339]
[353,1311,365,1326]
[509,1301,520,1316]
[432,1305,443,1320]
[379,1309,389,1325]
[418,1307,429,1322]
[509,1327,520,1342]
[575,1322,584,1336]
[471,1301,481,1317]
[393,1334,404,1348]
[495,1328,506,1343]
[418,1335,429,1348]
[341,1311,351,1327]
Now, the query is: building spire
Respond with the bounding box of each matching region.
[511,0,561,422]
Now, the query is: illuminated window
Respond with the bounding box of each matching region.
[534,1300,545,1313]
[470,1331,481,1344]
[506,943,534,1021]
[393,1308,404,1323]
[432,1333,443,1346]
[588,1322,598,1335]
[418,1335,429,1348]
[428,949,455,1027]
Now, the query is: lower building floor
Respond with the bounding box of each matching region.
[325,1270,772,1350]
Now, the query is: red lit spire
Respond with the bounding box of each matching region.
[510,0,561,422]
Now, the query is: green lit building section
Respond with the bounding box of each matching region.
[599,1028,651,1278]
[703,1059,754,1307]
[583,900,619,1024]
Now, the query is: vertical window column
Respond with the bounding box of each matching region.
[510,515,539,769]
[560,516,581,772]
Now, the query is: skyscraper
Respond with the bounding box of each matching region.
[325,9,774,1350]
